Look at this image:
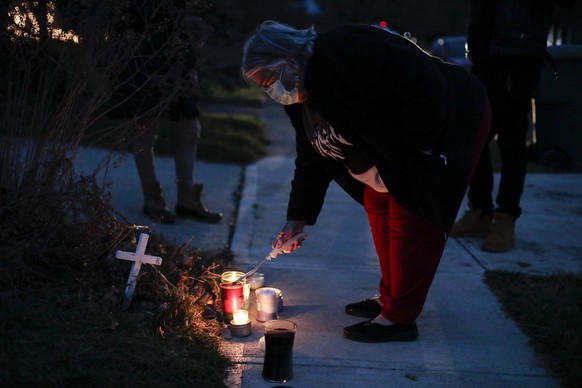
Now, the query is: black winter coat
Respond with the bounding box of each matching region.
[467,0,568,62]
[284,25,488,233]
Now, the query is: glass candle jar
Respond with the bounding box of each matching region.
[221,271,250,309]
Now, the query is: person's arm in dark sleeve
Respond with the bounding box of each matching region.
[284,104,332,225]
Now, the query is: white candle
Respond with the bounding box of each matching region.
[233,309,249,325]
[257,289,278,314]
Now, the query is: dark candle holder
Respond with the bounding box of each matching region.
[230,320,252,337]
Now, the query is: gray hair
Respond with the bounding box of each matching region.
[241,20,317,80]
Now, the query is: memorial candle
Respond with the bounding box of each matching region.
[220,282,244,323]
[230,309,252,337]
[221,271,250,309]
[233,309,249,325]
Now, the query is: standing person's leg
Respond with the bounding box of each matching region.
[133,119,160,186]
[174,117,200,185]
[467,64,498,211]
[482,60,542,252]
[343,187,446,342]
[494,61,541,217]
[174,117,223,223]
[450,64,496,237]
[133,118,175,224]
[466,142,494,211]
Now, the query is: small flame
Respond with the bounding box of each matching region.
[233,309,249,325]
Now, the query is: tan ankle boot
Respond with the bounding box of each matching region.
[175,182,222,224]
[481,212,515,252]
[142,182,176,224]
[450,208,493,237]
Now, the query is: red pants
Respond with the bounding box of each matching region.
[364,187,446,324]
[363,100,491,324]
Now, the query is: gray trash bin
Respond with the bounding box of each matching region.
[535,44,582,170]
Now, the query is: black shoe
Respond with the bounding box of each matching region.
[175,204,222,224]
[345,298,383,318]
[143,205,176,224]
[344,320,418,343]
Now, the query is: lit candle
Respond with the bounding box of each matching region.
[221,271,244,283]
[230,309,252,337]
[220,282,244,323]
[221,271,250,310]
[233,309,249,325]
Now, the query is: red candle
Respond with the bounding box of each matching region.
[220,282,244,323]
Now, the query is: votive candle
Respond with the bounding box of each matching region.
[233,309,249,325]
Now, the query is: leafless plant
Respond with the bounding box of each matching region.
[0,0,207,288]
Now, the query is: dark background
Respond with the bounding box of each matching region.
[221,0,582,48]
[195,0,582,92]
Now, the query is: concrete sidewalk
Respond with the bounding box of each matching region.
[223,103,582,387]
[75,102,582,387]
[74,147,242,250]
[224,159,581,388]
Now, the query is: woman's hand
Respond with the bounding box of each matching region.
[272,220,307,253]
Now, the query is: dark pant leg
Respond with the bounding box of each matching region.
[469,59,542,217]
[174,117,201,185]
[467,146,494,211]
[494,64,541,217]
[133,120,160,186]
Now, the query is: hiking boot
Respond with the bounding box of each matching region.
[142,182,176,224]
[481,212,516,253]
[449,208,493,237]
[175,182,222,224]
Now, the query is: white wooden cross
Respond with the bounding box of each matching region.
[115,233,162,307]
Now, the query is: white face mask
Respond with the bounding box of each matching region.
[263,69,301,105]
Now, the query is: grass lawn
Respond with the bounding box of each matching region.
[0,287,230,387]
[0,235,237,387]
[485,271,582,387]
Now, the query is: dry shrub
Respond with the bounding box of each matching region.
[0,157,132,288]
[0,0,227,317]
[0,2,233,384]
[2,1,135,288]
[0,0,210,286]
[129,238,234,338]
